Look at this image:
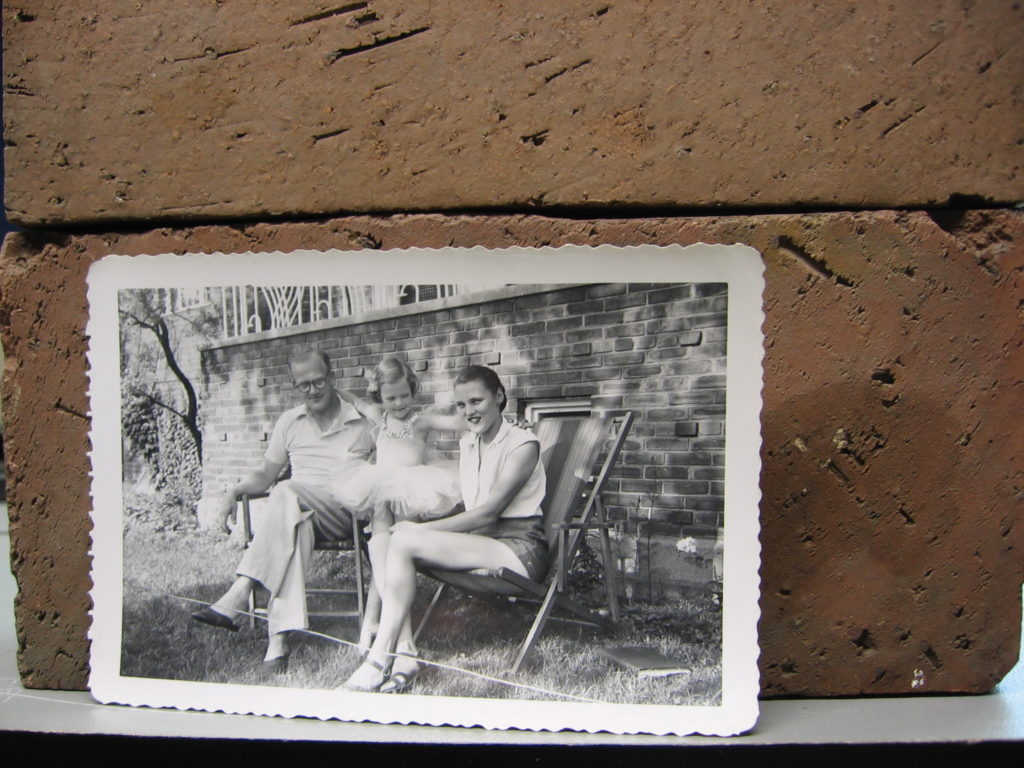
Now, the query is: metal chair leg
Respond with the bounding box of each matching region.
[595,498,620,623]
[512,581,560,674]
[413,583,447,644]
[352,515,366,624]
[598,526,620,623]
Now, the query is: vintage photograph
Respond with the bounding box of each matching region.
[87,245,763,736]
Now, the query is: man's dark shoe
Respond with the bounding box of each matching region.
[191,605,239,632]
[261,655,289,676]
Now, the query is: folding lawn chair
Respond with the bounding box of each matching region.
[236,487,367,630]
[414,410,634,673]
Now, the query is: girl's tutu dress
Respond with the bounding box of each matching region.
[332,410,461,521]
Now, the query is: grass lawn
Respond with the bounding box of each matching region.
[121,505,722,706]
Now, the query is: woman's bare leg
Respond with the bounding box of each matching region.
[360,505,394,651]
[342,528,525,690]
[360,585,381,653]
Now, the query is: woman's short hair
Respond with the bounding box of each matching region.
[368,356,419,403]
[454,365,507,411]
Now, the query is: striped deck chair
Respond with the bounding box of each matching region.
[415,410,634,672]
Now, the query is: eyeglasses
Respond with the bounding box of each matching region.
[294,377,329,394]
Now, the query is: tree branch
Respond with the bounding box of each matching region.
[128,388,187,422]
[122,303,204,463]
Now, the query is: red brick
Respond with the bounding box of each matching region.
[645,317,694,334]
[603,351,646,366]
[597,380,643,394]
[664,481,711,495]
[566,298,607,315]
[690,313,729,329]
[623,450,668,467]
[664,510,696,526]
[569,342,592,356]
[647,347,690,362]
[563,328,604,343]
[604,322,647,338]
[665,451,716,466]
[623,304,668,323]
[584,311,626,326]
[694,284,728,298]
[675,422,700,437]
[4,209,1022,701]
[686,497,725,512]
[644,470,691,487]
[693,437,726,450]
[586,285,627,299]
[690,404,727,418]
[545,316,583,333]
[622,392,672,407]
[525,385,566,398]
[603,292,648,310]
[669,390,721,405]
[693,511,723,526]
[625,365,663,378]
[647,408,689,421]
[635,337,657,350]
[693,375,727,389]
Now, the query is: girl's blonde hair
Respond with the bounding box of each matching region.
[367,356,419,403]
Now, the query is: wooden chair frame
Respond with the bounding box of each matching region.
[414,410,634,673]
[237,492,367,629]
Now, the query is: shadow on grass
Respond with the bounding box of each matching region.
[411,589,723,705]
[121,522,722,704]
[121,583,377,688]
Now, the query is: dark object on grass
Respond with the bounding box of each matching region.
[599,646,691,679]
[261,655,288,676]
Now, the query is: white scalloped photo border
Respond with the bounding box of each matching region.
[86,243,763,737]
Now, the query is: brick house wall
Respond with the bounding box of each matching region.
[200,282,727,599]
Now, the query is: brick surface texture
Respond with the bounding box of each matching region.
[199,283,728,599]
[3,1,1023,225]
[1,210,1020,697]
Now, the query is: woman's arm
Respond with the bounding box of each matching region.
[407,441,540,533]
[336,387,383,423]
[414,409,468,435]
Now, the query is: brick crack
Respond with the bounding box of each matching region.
[312,127,350,143]
[777,235,855,287]
[326,26,431,63]
[290,3,369,27]
[55,400,88,421]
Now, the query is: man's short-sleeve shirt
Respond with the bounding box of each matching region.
[265,396,373,487]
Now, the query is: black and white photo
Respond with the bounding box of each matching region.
[87,244,763,736]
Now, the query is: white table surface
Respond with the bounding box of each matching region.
[1,503,1021,746]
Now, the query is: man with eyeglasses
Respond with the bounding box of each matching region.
[191,346,374,673]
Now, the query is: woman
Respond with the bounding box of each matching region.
[342,365,547,693]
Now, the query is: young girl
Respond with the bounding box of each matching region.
[333,357,462,523]
[341,364,547,693]
[332,356,466,653]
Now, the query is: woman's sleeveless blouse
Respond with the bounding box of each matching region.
[458,419,545,518]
